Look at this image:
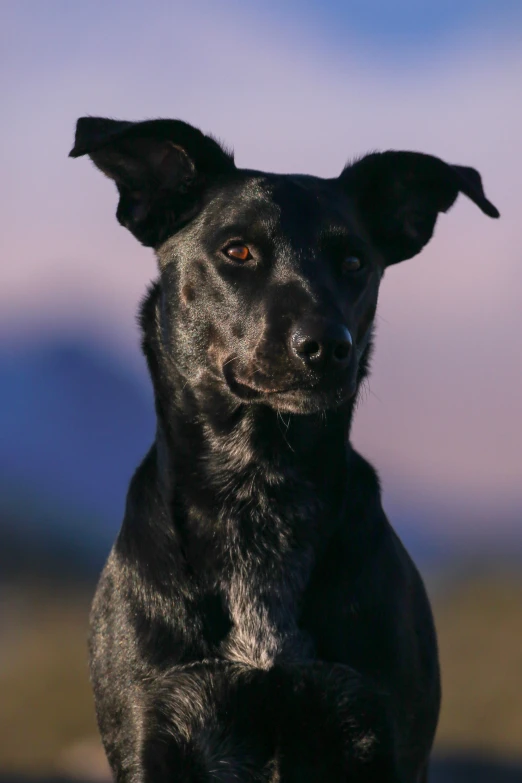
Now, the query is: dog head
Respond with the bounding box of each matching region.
[70,117,498,415]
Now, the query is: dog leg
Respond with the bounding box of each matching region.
[139,661,400,783]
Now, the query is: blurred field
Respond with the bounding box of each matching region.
[435,575,522,757]
[0,573,521,777]
[0,584,104,779]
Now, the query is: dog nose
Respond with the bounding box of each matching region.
[290,320,352,369]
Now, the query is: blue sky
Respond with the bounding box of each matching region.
[4,0,522,73]
[277,0,520,42]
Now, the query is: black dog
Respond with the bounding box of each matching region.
[70,117,499,782]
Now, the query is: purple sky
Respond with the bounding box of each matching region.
[2,1,521,536]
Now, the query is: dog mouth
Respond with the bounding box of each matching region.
[223,363,315,400]
[222,359,354,411]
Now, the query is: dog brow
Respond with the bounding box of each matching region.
[213,219,278,244]
[319,227,369,254]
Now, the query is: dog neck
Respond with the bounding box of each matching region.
[140,284,371,534]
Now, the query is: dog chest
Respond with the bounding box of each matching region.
[218,570,315,669]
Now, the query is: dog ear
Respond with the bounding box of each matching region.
[69,117,235,247]
[340,151,499,265]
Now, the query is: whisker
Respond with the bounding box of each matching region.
[277,411,295,452]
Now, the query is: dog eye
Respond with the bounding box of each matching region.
[223,244,252,262]
[342,256,362,273]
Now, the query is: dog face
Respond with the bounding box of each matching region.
[71,118,498,414]
[157,171,384,416]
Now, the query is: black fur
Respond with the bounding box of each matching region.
[70,117,499,783]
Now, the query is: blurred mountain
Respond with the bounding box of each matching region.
[0,337,520,579]
[0,339,154,577]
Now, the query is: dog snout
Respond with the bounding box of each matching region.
[290,319,353,370]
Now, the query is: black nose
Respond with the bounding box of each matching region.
[290,320,353,369]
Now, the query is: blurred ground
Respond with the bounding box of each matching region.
[0,573,521,779]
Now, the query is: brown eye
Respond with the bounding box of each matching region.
[342,256,362,273]
[224,244,252,262]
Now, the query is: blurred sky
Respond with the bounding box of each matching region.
[1,0,521,545]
